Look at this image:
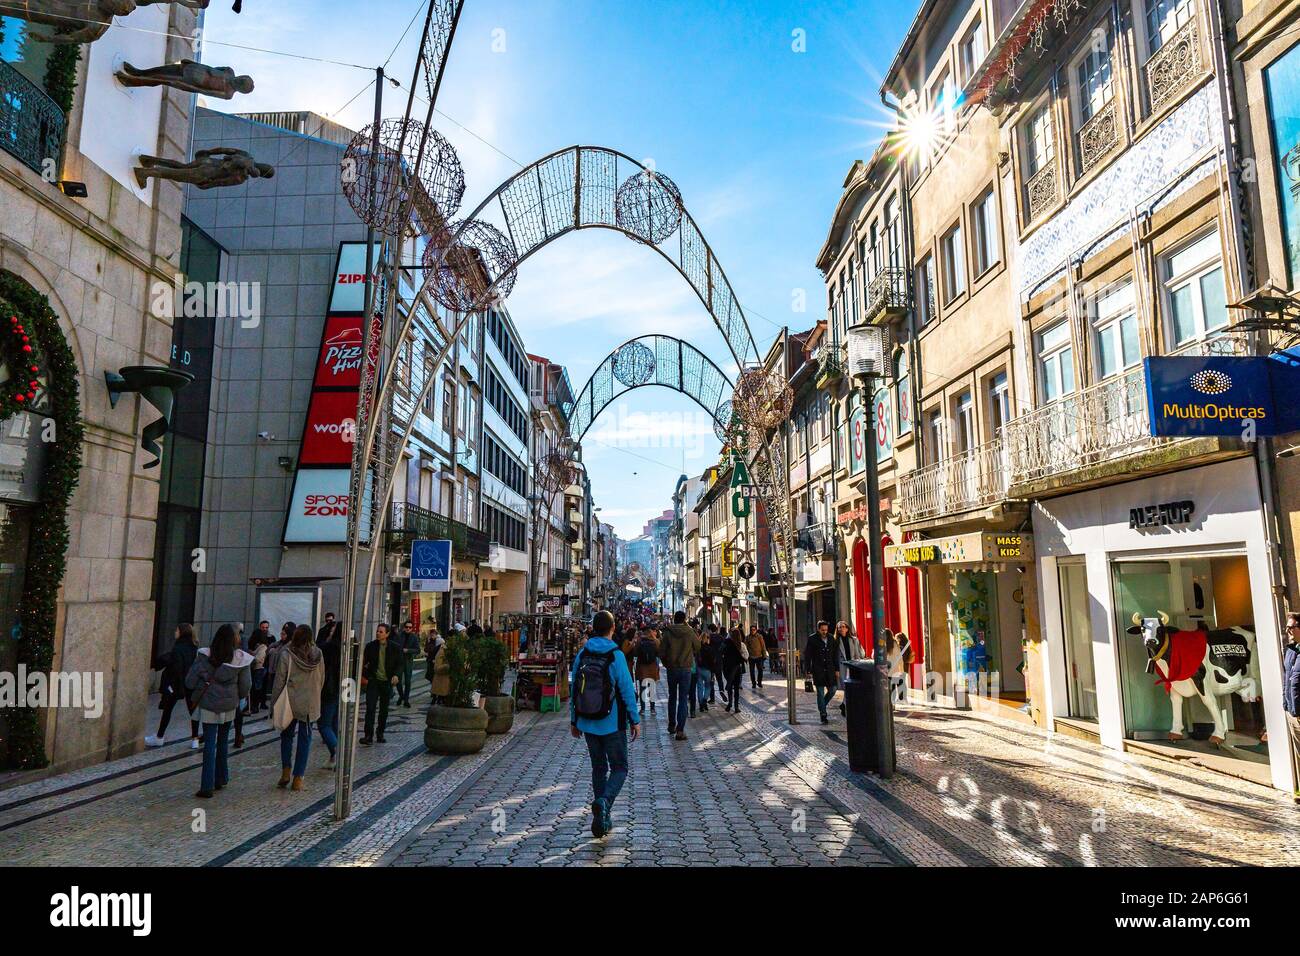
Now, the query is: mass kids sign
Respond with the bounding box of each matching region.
[410,539,452,593]
[1144,354,1300,437]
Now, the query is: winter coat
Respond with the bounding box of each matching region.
[721,636,747,674]
[185,647,253,717]
[155,637,198,702]
[264,639,290,683]
[1284,640,1300,718]
[247,629,273,669]
[569,637,640,736]
[803,632,841,687]
[430,648,451,696]
[317,626,342,704]
[745,631,767,660]
[271,644,325,723]
[362,639,403,684]
[424,635,445,682]
[633,636,661,681]
[659,624,701,670]
[836,631,866,664]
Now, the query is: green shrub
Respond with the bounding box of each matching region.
[473,634,509,697]
[442,633,477,709]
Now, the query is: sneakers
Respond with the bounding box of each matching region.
[144,735,164,748]
[324,755,337,770]
[190,738,201,750]
[591,800,606,838]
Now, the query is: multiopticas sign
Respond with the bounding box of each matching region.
[1145,355,1286,437]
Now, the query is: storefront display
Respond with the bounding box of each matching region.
[1033,458,1292,792]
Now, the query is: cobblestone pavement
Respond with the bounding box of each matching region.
[3,667,1298,866]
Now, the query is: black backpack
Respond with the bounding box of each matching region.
[636,638,658,668]
[573,649,616,720]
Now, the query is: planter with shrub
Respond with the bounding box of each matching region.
[474,633,514,734]
[425,633,489,754]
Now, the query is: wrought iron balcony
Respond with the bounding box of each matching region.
[1076,99,1119,176]
[898,437,1011,524]
[1024,162,1058,224]
[1144,17,1203,114]
[795,522,835,557]
[387,501,490,560]
[1002,332,1248,490]
[550,568,571,586]
[862,267,909,323]
[814,352,844,390]
[0,59,66,177]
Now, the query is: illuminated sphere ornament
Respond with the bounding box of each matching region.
[341,120,465,236]
[612,341,656,387]
[713,400,736,444]
[732,367,794,431]
[614,169,684,245]
[424,219,518,313]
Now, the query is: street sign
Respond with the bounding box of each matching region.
[737,560,756,581]
[721,543,735,578]
[410,539,452,592]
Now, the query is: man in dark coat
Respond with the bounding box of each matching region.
[361,624,403,744]
[803,620,841,724]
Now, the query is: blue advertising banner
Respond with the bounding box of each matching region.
[410,539,452,593]
[1145,356,1277,437]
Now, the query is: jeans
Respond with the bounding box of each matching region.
[695,667,712,707]
[318,698,339,757]
[280,719,312,777]
[364,680,392,738]
[584,726,629,809]
[749,658,765,687]
[397,656,415,705]
[199,721,231,793]
[725,665,743,710]
[666,668,692,731]
[815,683,837,719]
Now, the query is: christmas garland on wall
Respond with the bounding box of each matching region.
[42,43,81,116]
[0,272,83,770]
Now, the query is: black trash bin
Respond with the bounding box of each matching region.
[844,660,895,774]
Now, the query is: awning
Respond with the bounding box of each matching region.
[884,531,1033,569]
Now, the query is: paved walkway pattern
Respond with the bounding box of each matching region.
[2,669,1298,866]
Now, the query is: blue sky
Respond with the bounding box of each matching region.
[201,0,912,539]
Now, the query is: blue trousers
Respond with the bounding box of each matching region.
[696,667,713,706]
[317,698,339,757]
[666,667,692,730]
[200,721,231,793]
[815,683,837,719]
[584,727,629,809]
[280,719,312,777]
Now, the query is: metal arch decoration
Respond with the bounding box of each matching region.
[342,120,465,235]
[413,146,760,371]
[611,340,656,387]
[614,169,685,245]
[712,400,735,443]
[423,218,518,313]
[568,335,733,441]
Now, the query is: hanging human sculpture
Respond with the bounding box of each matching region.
[114,60,254,98]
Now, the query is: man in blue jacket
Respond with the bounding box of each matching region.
[571,610,640,838]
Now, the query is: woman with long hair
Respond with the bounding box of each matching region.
[185,624,253,798]
[271,624,324,791]
[721,627,747,713]
[147,623,201,749]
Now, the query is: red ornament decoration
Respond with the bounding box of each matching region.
[0,312,42,419]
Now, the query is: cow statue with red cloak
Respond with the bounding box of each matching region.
[1126,611,1260,744]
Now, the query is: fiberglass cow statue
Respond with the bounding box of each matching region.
[1126,611,1260,744]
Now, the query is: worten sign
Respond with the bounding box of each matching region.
[1145,354,1300,438]
[410,539,452,593]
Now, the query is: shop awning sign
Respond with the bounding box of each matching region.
[1144,354,1300,437]
[410,539,452,592]
[885,531,1034,568]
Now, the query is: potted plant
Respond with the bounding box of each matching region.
[425,632,489,754]
[474,634,514,734]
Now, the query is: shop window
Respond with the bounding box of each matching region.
[1058,561,1098,719]
[1163,231,1228,347]
[1112,556,1266,769]
[1037,320,1075,402]
[1090,279,1141,378]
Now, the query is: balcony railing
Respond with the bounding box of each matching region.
[1076,99,1118,176]
[387,501,490,560]
[898,437,1011,523]
[1002,332,1248,487]
[1024,162,1058,223]
[863,267,910,323]
[0,59,66,177]
[550,568,572,586]
[1144,16,1202,114]
[814,352,844,390]
[795,522,836,557]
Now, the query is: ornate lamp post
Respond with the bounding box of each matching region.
[845,321,896,778]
